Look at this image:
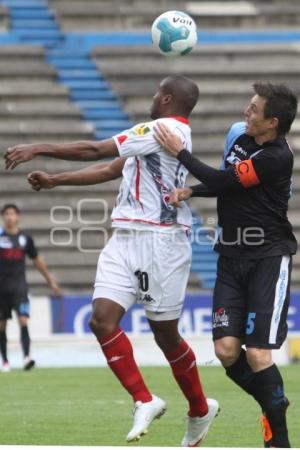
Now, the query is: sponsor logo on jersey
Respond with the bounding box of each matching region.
[226,150,241,165]
[0,236,12,249]
[212,307,229,328]
[234,144,247,156]
[18,235,27,248]
[132,125,151,136]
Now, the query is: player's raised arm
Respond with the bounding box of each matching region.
[4,138,119,170]
[27,157,125,191]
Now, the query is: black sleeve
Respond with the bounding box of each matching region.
[250,147,291,184]
[25,235,38,259]
[177,149,241,192]
[190,183,217,197]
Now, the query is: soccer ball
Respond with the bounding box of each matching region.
[151,10,198,56]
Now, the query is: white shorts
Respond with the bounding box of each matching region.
[93,229,191,321]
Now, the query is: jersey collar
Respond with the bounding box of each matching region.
[168,116,189,124]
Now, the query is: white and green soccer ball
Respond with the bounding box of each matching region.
[151,10,198,56]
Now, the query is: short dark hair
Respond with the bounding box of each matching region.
[253,82,298,134]
[1,204,20,215]
[162,75,200,116]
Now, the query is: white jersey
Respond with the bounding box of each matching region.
[112,116,193,232]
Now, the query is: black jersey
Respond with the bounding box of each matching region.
[0,229,38,294]
[178,121,298,258]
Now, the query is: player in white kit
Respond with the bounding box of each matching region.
[5,76,219,446]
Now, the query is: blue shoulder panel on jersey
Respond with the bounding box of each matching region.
[220,122,246,169]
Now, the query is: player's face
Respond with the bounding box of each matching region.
[244,95,275,140]
[2,208,19,229]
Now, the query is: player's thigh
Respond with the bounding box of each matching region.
[138,232,191,320]
[0,319,7,331]
[14,294,30,319]
[0,292,13,321]
[245,255,292,349]
[93,230,137,313]
[212,255,246,341]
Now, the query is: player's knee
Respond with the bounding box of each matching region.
[153,330,181,353]
[89,312,116,338]
[214,340,239,367]
[246,348,272,371]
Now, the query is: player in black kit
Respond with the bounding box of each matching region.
[0,204,61,372]
[154,82,298,448]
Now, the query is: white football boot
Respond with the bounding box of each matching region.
[181,398,220,447]
[126,394,166,442]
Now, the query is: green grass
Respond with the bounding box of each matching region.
[0,365,299,447]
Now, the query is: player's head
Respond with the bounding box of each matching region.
[244,82,298,140]
[150,75,199,120]
[1,204,20,229]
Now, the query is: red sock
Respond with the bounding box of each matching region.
[98,328,152,403]
[166,339,208,417]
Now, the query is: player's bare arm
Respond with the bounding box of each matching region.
[33,256,62,297]
[4,138,119,170]
[28,158,125,191]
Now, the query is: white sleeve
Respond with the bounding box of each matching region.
[113,123,160,157]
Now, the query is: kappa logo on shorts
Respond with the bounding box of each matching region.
[213,307,229,328]
[139,294,155,304]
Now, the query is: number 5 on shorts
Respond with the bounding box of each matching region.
[246,312,256,335]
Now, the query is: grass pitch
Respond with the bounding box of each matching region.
[0,365,299,447]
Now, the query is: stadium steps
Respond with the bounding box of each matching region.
[1,0,62,48]
[0,3,8,31]
[2,0,131,140]
[49,0,300,31]
[190,215,218,289]
[0,45,94,143]
[2,2,300,291]
[46,47,131,140]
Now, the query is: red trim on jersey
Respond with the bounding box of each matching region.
[135,157,141,202]
[135,157,144,211]
[168,116,189,124]
[117,135,128,145]
[112,218,191,229]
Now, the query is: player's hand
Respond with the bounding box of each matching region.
[27,171,56,191]
[4,144,40,170]
[169,188,193,207]
[50,280,63,298]
[154,122,184,156]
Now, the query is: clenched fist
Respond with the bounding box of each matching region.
[28,171,56,191]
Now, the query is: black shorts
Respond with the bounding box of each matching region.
[0,291,30,320]
[212,254,292,349]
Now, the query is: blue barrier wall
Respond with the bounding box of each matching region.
[51,293,300,335]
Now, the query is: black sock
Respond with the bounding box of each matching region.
[20,325,30,357]
[0,330,8,363]
[249,365,290,448]
[226,348,256,395]
[226,352,290,447]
